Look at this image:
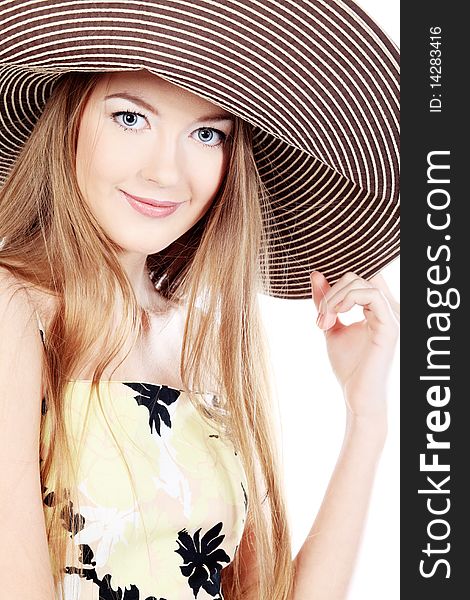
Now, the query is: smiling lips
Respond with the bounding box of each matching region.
[121,190,182,207]
[121,190,185,218]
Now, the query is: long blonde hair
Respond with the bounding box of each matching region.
[0,71,295,599]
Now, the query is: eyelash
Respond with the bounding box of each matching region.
[110,110,228,149]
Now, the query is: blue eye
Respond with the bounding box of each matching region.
[111,111,227,148]
[193,127,227,149]
[111,110,148,132]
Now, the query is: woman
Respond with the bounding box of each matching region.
[0,1,400,599]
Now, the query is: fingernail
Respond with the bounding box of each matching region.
[316,312,323,326]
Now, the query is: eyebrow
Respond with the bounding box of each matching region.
[104,92,235,123]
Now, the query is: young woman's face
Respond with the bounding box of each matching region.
[75,70,234,255]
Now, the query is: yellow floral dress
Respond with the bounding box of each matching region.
[37,315,248,600]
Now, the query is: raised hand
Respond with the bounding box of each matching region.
[310,270,399,418]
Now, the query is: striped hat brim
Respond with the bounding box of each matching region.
[0,0,399,299]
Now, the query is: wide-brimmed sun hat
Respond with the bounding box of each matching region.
[0,0,399,299]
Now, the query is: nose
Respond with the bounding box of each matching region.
[141,128,182,187]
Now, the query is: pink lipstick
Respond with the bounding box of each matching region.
[121,190,185,218]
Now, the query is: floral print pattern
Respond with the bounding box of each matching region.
[175,522,231,599]
[122,382,180,437]
[37,314,248,599]
[41,380,248,599]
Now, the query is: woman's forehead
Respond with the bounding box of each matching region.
[96,70,233,119]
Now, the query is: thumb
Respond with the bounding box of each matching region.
[310,270,331,313]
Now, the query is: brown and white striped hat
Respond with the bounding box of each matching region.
[0,0,399,299]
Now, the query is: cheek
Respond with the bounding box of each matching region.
[76,118,141,190]
[190,150,228,200]
[76,116,110,194]
[89,139,128,184]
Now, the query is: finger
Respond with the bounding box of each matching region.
[317,277,373,331]
[319,271,371,314]
[310,271,331,313]
[333,287,399,338]
[318,273,372,317]
[313,272,372,331]
[312,271,361,314]
[310,272,345,331]
[369,272,400,323]
[327,278,380,317]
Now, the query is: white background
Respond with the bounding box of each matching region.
[258,2,400,597]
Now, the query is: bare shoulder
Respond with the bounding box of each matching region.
[0,264,21,292]
[0,266,33,317]
[0,266,57,384]
[1,268,58,332]
[0,265,45,393]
